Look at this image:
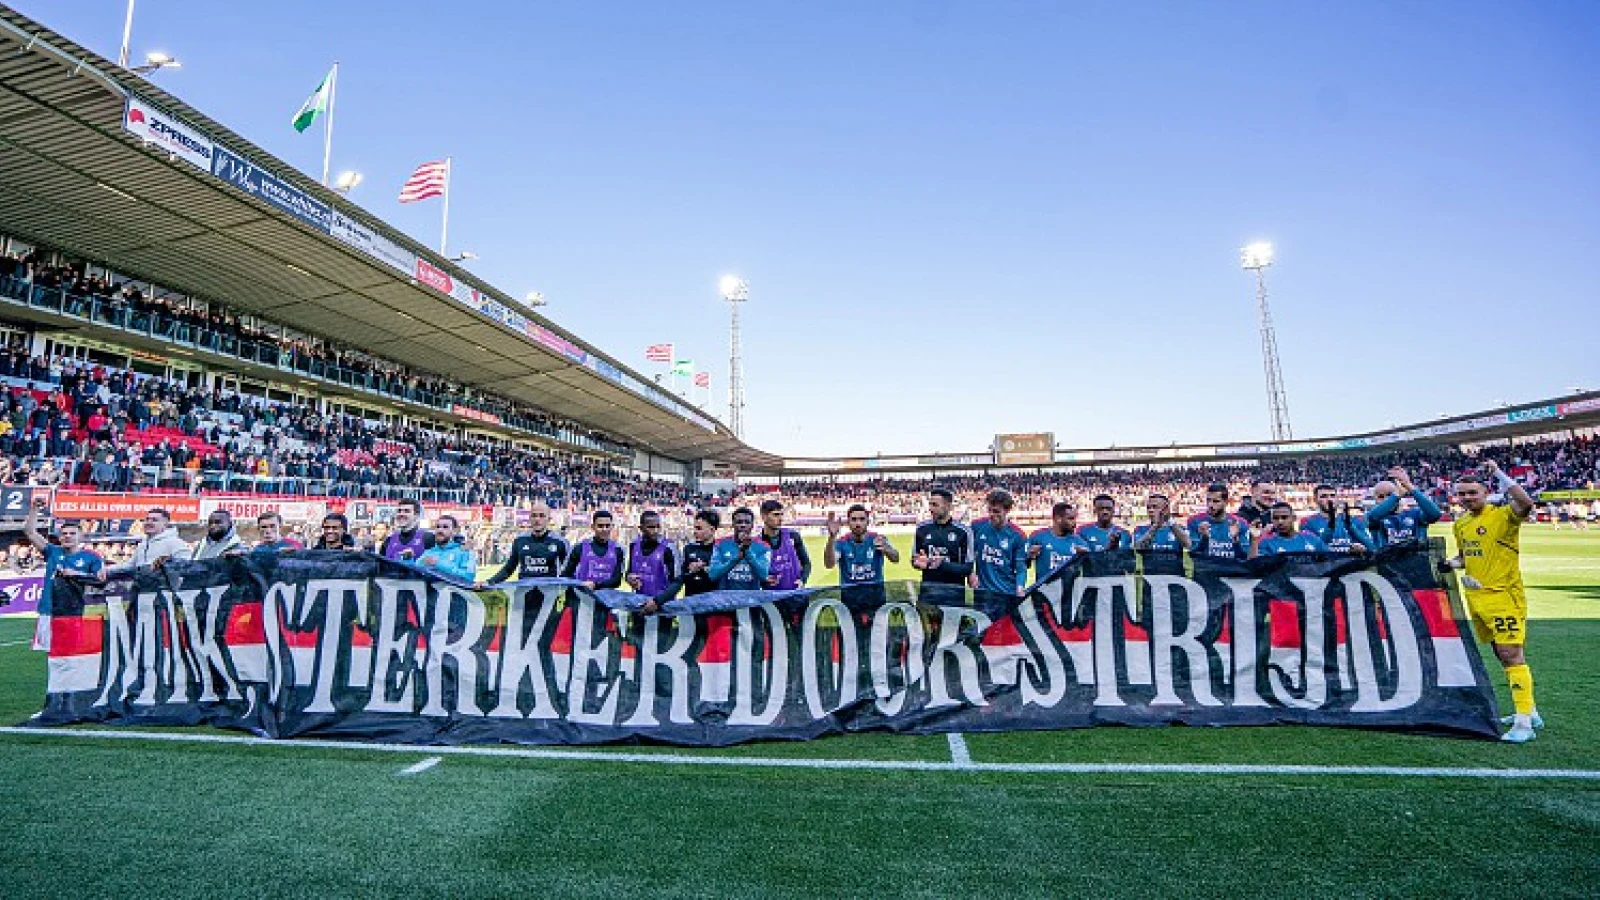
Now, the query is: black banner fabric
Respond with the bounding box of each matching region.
[28,547,1501,745]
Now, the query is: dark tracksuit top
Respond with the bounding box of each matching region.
[486,531,571,583]
[914,518,975,586]
[664,539,717,600]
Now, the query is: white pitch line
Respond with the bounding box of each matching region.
[946,732,973,768]
[2,726,1599,780]
[398,756,442,777]
[0,639,34,647]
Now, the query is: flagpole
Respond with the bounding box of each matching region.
[320,62,338,187]
[440,156,452,255]
[118,0,136,68]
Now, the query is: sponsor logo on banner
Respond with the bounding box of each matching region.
[123,98,215,172]
[586,357,623,382]
[1538,489,1600,501]
[529,325,586,364]
[787,459,844,470]
[451,404,502,425]
[414,258,453,294]
[1098,447,1161,461]
[52,492,201,522]
[1559,397,1600,416]
[700,460,740,479]
[330,210,415,276]
[428,506,482,526]
[1506,405,1558,424]
[210,146,332,234]
[199,498,328,524]
[0,574,44,616]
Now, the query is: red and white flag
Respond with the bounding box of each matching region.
[645,343,673,363]
[693,371,710,388]
[398,160,449,203]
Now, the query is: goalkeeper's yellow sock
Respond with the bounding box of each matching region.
[1505,663,1535,717]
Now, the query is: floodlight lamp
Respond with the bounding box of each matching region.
[524,291,547,307]
[334,170,364,192]
[719,275,748,301]
[1240,242,1274,270]
[449,251,478,262]
[132,51,181,74]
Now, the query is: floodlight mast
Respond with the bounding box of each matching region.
[1241,242,1293,441]
[720,276,748,439]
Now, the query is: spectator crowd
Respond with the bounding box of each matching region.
[2,250,630,456]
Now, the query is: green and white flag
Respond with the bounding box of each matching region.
[671,359,695,376]
[292,67,335,133]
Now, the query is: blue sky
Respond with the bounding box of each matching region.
[18,1,1600,457]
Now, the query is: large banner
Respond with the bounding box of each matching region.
[26,548,1499,744]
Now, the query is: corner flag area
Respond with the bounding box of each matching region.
[2,528,1597,898]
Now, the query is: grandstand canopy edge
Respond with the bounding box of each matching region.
[0,8,780,472]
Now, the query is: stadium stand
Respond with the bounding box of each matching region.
[730,438,1600,525]
[0,249,632,456]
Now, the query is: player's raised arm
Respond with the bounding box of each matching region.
[1484,460,1534,520]
[23,496,49,552]
[822,512,841,570]
[1411,486,1444,524]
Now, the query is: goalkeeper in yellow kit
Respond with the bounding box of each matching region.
[1444,460,1540,743]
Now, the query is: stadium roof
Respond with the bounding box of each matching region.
[0,8,782,471]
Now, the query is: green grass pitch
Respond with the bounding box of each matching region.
[1,528,1596,897]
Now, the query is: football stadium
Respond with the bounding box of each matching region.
[1,4,1598,897]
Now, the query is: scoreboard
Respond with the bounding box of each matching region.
[993,433,1055,466]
